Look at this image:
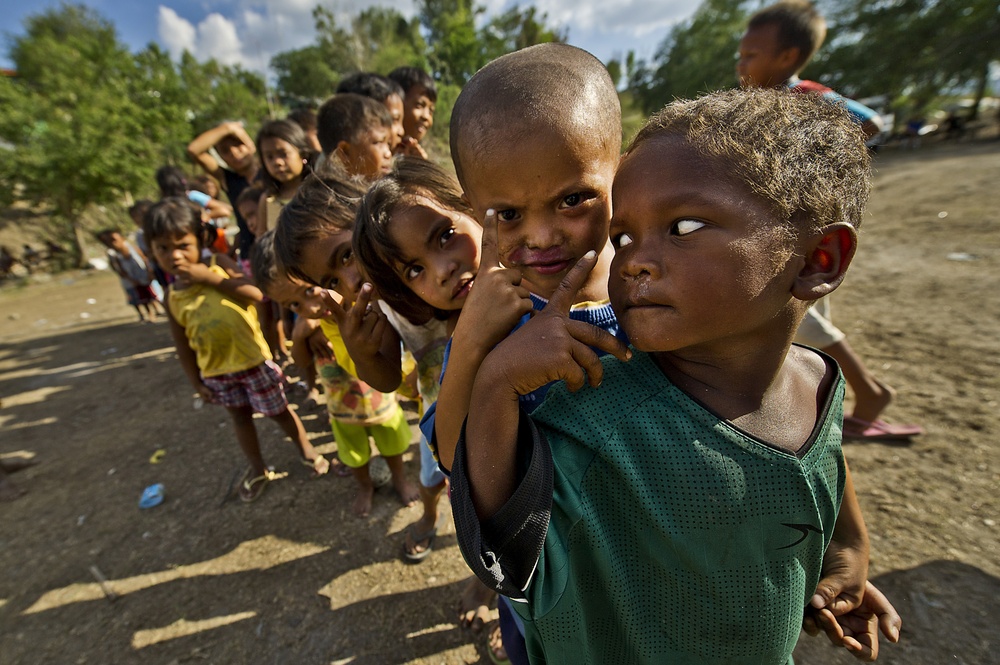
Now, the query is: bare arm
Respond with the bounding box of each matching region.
[186,121,252,186]
[318,285,403,392]
[203,197,234,220]
[434,210,534,470]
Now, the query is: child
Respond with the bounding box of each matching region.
[186,121,260,261]
[97,229,163,322]
[452,87,901,664]
[129,199,168,293]
[425,43,892,664]
[272,174,420,517]
[354,157,487,562]
[144,197,329,502]
[315,93,395,181]
[154,165,233,221]
[255,119,316,232]
[336,72,407,153]
[737,0,922,440]
[388,66,436,151]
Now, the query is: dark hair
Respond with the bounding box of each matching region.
[236,185,264,210]
[336,72,404,103]
[273,169,367,284]
[354,157,470,324]
[388,66,437,102]
[316,93,393,154]
[255,119,318,195]
[627,87,871,237]
[129,200,154,224]
[287,107,318,133]
[248,228,279,295]
[155,165,188,198]
[748,0,827,71]
[95,228,121,244]
[450,43,621,185]
[143,197,206,248]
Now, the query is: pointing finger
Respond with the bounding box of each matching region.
[479,208,501,270]
[319,289,347,322]
[547,250,598,314]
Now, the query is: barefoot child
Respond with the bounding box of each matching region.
[453,87,901,663]
[145,198,329,502]
[273,174,419,517]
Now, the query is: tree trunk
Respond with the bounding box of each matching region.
[71,216,89,269]
[969,62,989,121]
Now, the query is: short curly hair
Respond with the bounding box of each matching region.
[627,87,871,238]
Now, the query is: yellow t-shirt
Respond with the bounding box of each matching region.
[318,319,399,425]
[169,263,271,377]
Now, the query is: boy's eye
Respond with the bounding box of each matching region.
[405,265,423,281]
[673,219,706,236]
[324,276,339,289]
[288,301,300,313]
[561,193,584,208]
[341,249,353,265]
[439,227,455,247]
[612,232,633,249]
[304,287,319,298]
[497,209,517,222]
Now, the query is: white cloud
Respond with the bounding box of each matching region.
[157,6,196,57]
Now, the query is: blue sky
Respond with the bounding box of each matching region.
[0,0,703,75]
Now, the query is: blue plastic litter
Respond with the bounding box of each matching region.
[139,483,165,509]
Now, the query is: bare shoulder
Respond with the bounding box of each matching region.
[785,344,839,403]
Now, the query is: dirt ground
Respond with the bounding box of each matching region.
[1,138,998,665]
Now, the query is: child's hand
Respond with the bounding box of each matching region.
[455,209,535,352]
[307,330,334,361]
[804,581,901,661]
[810,536,869,617]
[394,136,428,159]
[194,383,214,403]
[481,250,631,397]
[173,259,217,286]
[319,283,389,360]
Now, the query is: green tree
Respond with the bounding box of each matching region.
[272,45,340,103]
[0,4,159,266]
[630,0,749,113]
[419,0,484,86]
[481,5,566,61]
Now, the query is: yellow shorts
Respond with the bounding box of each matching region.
[330,406,412,468]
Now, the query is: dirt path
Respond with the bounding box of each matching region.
[1,139,998,664]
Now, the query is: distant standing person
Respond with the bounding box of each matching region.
[186,121,261,261]
[97,228,164,322]
[737,0,922,440]
[388,66,437,156]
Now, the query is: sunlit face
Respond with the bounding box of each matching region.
[388,194,482,311]
[737,24,796,88]
[260,136,305,183]
[459,129,616,300]
[266,274,331,319]
[384,93,406,149]
[297,229,363,302]
[150,231,201,277]
[402,86,435,142]
[609,135,800,356]
[339,125,394,181]
[216,136,256,172]
[238,201,263,238]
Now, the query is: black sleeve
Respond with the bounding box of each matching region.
[451,408,553,599]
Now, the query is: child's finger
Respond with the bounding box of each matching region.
[479,209,502,270]
[565,319,631,362]
[547,250,598,314]
[352,283,374,321]
[320,289,347,323]
[567,339,604,390]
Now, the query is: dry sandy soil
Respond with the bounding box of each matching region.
[1,138,998,664]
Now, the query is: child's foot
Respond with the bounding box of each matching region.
[485,620,509,664]
[850,377,896,424]
[403,512,446,562]
[458,577,494,632]
[392,475,420,507]
[352,483,375,517]
[239,467,272,503]
[300,453,330,478]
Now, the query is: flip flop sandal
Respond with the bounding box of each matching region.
[239,467,273,503]
[300,454,331,478]
[843,416,924,441]
[403,513,447,563]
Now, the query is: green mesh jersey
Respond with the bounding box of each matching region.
[452,349,845,665]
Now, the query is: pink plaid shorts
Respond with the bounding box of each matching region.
[202,360,287,416]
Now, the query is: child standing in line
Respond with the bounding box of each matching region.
[388,66,436,154]
[255,119,317,232]
[423,43,893,664]
[453,87,901,664]
[315,94,395,181]
[272,174,420,517]
[97,229,163,322]
[737,0,922,441]
[145,198,329,503]
[186,121,260,262]
[336,73,407,154]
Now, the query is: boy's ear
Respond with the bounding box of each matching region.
[336,140,353,160]
[792,224,857,301]
[778,46,802,73]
